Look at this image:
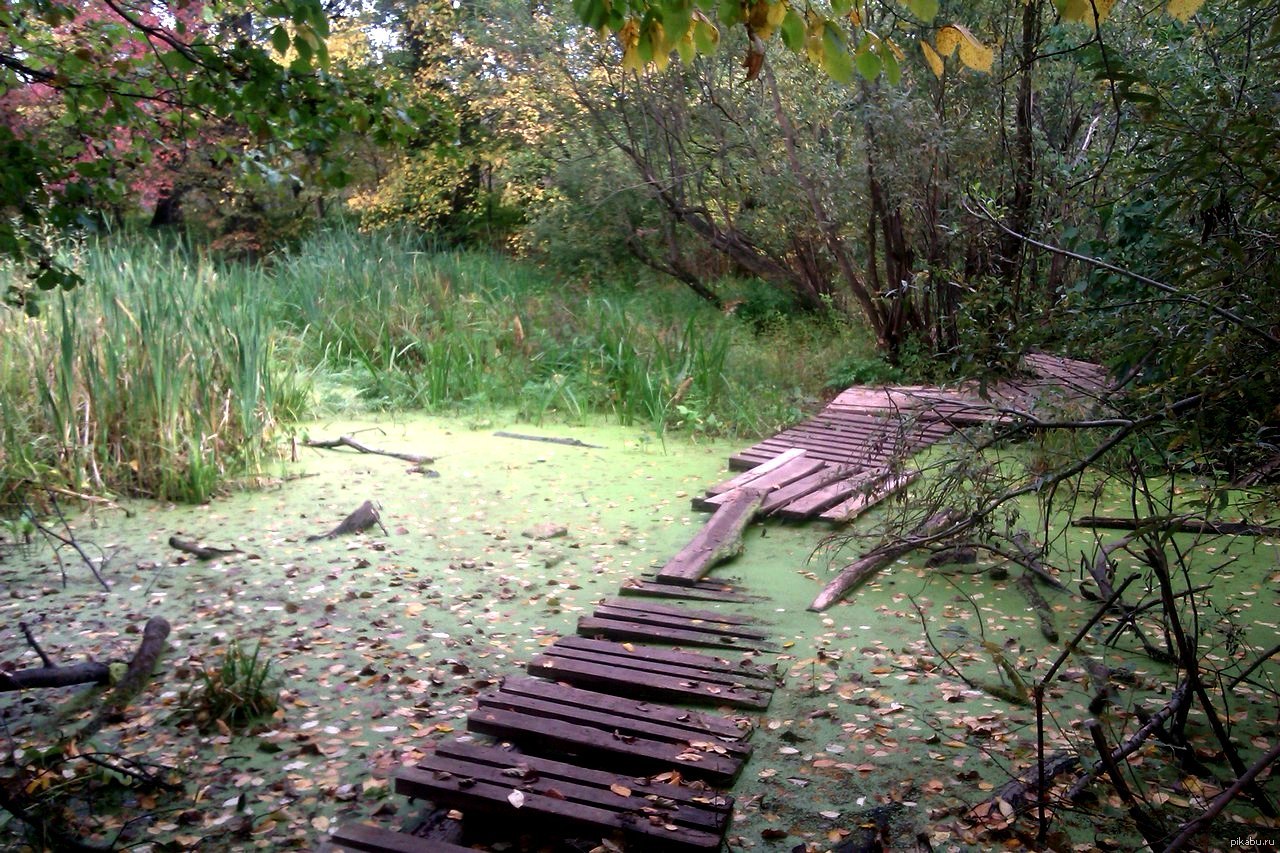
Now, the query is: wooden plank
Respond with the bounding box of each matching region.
[772,469,888,521]
[758,464,860,515]
[465,707,743,785]
[538,645,772,693]
[329,823,467,853]
[598,596,765,626]
[704,447,806,496]
[396,765,725,851]
[551,636,773,684]
[475,692,751,760]
[433,740,734,811]
[413,753,727,832]
[695,457,829,510]
[577,615,778,653]
[655,490,764,586]
[819,470,920,522]
[618,578,755,603]
[590,605,772,641]
[498,675,751,740]
[527,652,771,710]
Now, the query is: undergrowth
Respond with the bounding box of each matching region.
[0,226,869,509]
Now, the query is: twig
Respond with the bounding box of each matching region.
[1230,641,1280,691]
[19,622,55,668]
[1068,681,1190,801]
[1086,720,1166,847]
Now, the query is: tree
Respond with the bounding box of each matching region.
[0,0,402,309]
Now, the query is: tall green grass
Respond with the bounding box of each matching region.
[1,226,866,508]
[1,240,307,507]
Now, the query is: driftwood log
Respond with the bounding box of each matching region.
[306,500,388,542]
[303,434,435,465]
[810,508,961,612]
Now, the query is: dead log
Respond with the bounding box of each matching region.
[1,617,169,694]
[76,617,171,741]
[1081,536,1129,602]
[306,500,388,542]
[656,489,764,586]
[810,509,961,612]
[169,536,242,561]
[1010,531,1068,591]
[1014,572,1058,642]
[493,431,603,449]
[1072,514,1280,538]
[304,434,435,465]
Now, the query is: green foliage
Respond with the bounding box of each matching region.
[186,640,280,729]
[0,238,307,508]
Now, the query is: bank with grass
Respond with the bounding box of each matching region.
[0,228,876,512]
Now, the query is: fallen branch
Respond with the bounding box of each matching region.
[1081,536,1130,602]
[75,617,171,742]
[306,500,388,542]
[1,618,168,694]
[1011,530,1069,591]
[1230,641,1280,691]
[1014,573,1058,642]
[1164,740,1280,852]
[1067,681,1190,801]
[1072,514,1280,538]
[168,536,242,561]
[304,434,435,465]
[1086,720,1166,848]
[970,751,1079,817]
[810,509,961,611]
[493,431,603,449]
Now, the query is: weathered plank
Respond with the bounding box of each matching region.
[328,823,468,853]
[618,577,756,603]
[757,464,860,515]
[476,690,751,760]
[818,470,920,523]
[656,490,764,586]
[598,596,765,626]
[704,447,806,496]
[397,761,726,851]
[527,651,771,710]
[498,675,752,740]
[434,740,733,811]
[589,604,772,641]
[465,706,744,785]
[577,615,777,653]
[550,636,774,686]
[693,456,827,510]
[771,468,888,520]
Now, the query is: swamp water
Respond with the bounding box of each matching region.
[1,414,1277,851]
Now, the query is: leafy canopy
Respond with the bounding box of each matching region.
[575,0,1209,82]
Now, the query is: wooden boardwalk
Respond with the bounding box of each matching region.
[704,352,1111,523]
[328,351,1108,851]
[331,551,776,851]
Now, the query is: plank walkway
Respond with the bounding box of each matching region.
[707,351,1112,523]
[329,351,1107,851]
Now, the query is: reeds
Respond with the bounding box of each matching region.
[1,226,854,508]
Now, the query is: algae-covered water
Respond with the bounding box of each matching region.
[1,414,1277,851]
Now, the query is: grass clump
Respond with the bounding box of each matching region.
[185,640,279,730]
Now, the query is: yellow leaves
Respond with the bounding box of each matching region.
[618,19,642,73]
[933,24,993,73]
[1057,0,1117,22]
[920,40,944,78]
[1166,0,1205,22]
